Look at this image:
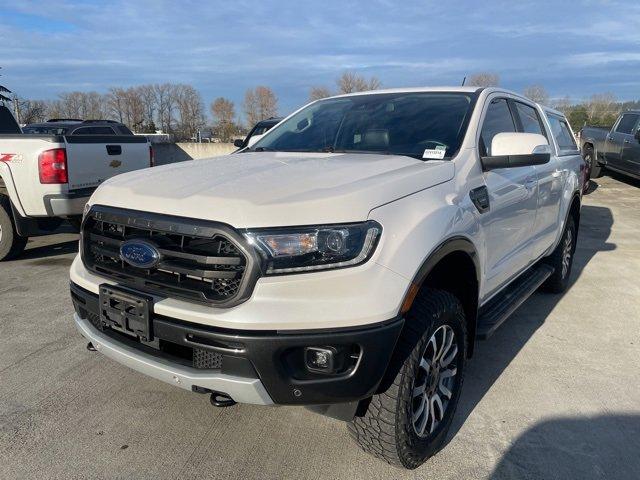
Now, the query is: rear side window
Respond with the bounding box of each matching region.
[547,114,578,154]
[615,114,640,135]
[514,102,545,136]
[116,125,133,135]
[72,126,116,135]
[480,98,516,156]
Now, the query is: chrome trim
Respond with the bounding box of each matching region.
[74,314,274,405]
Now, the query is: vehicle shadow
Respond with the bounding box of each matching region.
[19,240,79,261]
[601,169,640,188]
[489,415,640,479]
[446,205,616,442]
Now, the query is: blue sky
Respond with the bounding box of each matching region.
[1,0,639,118]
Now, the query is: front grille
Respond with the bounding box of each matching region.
[82,206,257,306]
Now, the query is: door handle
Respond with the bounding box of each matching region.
[525,179,537,189]
[624,139,631,144]
[106,145,122,155]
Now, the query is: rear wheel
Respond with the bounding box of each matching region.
[348,289,467,469]
[0,195,28,261]
[584,147,602,179]
[541,216,576,293]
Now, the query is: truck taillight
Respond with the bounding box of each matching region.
[38,148,68,184]
[149,146,155,167]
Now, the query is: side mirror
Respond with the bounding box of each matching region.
[233,138,244,148]
[634,130,640,142]
[247,133,264,148]
[482,132,551,171]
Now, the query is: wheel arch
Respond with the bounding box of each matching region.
[400,236,480,358]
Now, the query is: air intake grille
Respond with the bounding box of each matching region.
[193,348,223,369]
[82,207,256,306]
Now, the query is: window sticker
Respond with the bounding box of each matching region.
[422,145,446,159]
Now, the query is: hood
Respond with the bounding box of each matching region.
[90,151,455,228]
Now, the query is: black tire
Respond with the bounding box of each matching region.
[541,216,576,293]
[0,195,28,261]
[584,147,602,179]
[348,289,467,469]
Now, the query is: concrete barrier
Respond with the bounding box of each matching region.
[153,143,236,165]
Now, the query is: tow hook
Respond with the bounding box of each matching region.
[210,392,237,408]
[86,342,97,352]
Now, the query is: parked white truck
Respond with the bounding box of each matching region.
[0,106,153,260]
[70,87,583,469]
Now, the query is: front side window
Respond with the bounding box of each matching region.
[479,98,516,156]
[615,114,639,135]
[251,92,475,160]
[547,114,577,154]
[514,102,545,136]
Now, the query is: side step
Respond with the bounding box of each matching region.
[476,264,554,340]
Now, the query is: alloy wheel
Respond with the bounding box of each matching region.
[561,228,573,279]
[411,325,459,437]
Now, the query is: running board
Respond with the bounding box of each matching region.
[476,264,554,340]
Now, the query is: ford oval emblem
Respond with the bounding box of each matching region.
[120,240,161,269]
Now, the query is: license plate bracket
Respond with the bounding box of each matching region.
[99,285,153,341]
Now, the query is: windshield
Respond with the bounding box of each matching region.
[23,126,68,135]
[251,92,474,159]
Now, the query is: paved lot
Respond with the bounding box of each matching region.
[1,174,639,480]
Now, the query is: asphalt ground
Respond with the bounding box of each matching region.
[1,173,639,479]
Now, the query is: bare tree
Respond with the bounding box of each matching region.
[523,85,550,105]
[309,86,332,101]
[15,99,48,124]
[153,83,178,133]
[211,97,237,142]
[336,71,381,94]
[585,93,620,126]
[175,84,205,140]
[106,87,127,123]
[138,84,157,131]
[466,72,500,87]
[56,91,107,119]
[243,86,278,127]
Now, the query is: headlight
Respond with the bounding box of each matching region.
[244,221,382,274]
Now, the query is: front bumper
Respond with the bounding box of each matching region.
[74,313,273,405]
[71,282,404,406]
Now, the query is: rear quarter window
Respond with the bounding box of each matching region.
[547,114,578,155]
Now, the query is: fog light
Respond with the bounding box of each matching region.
[305,347,335,373]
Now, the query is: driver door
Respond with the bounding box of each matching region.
[478,97,539,297]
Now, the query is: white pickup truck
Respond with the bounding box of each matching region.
[70,87,583,469]
[0,106,152,260]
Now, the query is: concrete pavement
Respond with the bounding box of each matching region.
[1,173,639,479]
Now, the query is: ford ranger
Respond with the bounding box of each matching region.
[0,106,153,260]
[580,111,640,183]
[70,87,583,469]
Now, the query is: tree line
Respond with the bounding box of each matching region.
[13,83,281,142]
[465,72,637,129]
[10,70,638,142]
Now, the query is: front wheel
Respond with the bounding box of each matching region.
[583,147,602,179]
[0,195,28,261]
[348,289,467,469]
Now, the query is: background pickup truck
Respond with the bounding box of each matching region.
[0,105,153,260]
[580,111,640,181]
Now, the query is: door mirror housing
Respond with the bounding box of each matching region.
[634,129,640,142]
[482,132,551,171]
[247,133,265,148]
[233,138,244,148]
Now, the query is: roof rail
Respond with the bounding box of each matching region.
[47,118,83,123]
